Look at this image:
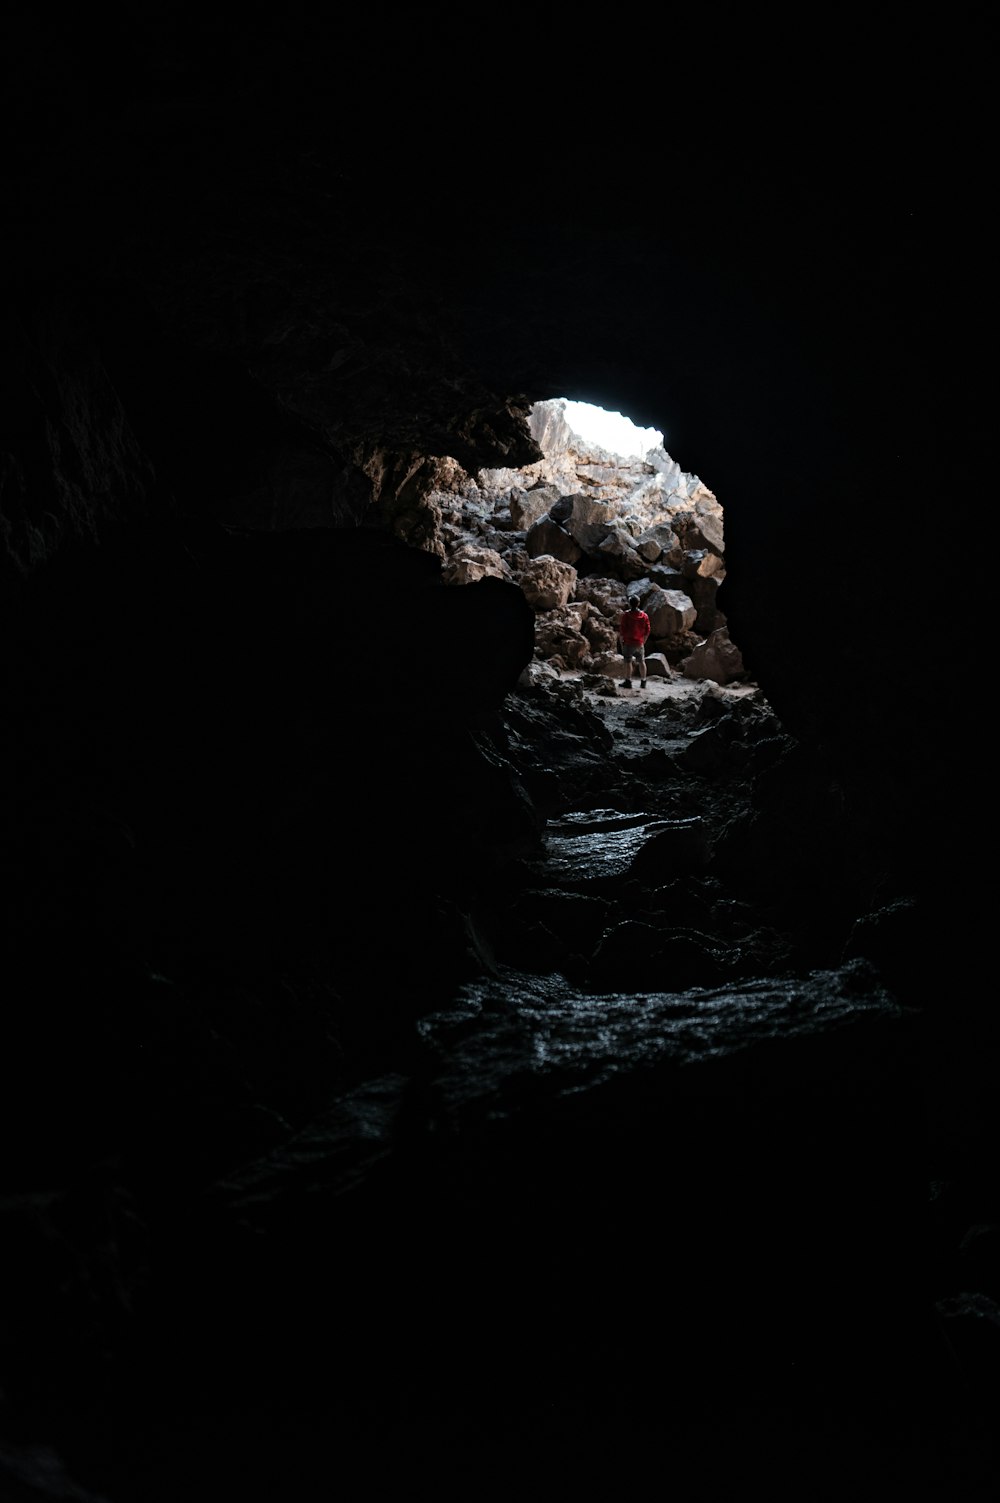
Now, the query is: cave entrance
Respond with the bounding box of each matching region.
[556,400,664,459]
[448,396,740,688]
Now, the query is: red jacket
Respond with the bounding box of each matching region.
[619,608,650,646]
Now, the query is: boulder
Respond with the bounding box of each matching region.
[595,527,647,581]
[525,516,583,564]
[534,612,591,667]
[563,494,617,552]
[644,652,672,678]
[518,555,577,611]
[680,627,746,684]
[511,485,562,530]
[646,585,697,638]
[442,545,512,586]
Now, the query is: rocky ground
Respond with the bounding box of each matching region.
[0,517,993,1503]
[2,617,997,1502]
[554,662,763,735]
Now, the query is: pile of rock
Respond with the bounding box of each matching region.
[425,399,746,685]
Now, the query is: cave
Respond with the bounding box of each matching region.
[2,16,994,1503]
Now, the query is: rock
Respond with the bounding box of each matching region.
[680,626,746,684]
[511,484,562,530]
[524,515,583,564]
[441,544,512,586]
[646,585,698,637]
[644,652,672,678]
[518,555,577,610]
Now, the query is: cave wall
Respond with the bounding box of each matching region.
[2,14,994,1497]
[3,16,989,1046]
[4,15,989,1010]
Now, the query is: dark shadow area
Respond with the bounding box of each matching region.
[1,14,993,1502]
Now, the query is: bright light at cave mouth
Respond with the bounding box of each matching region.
[561,400,663,460]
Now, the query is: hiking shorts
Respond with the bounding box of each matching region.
[622,642,646,664]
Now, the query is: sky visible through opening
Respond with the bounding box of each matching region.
[561,400,663,459]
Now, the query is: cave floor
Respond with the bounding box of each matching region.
[5,662,997,1503]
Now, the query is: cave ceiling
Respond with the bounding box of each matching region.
[4,13,989,905]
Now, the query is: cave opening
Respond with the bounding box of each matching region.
[434,393,744,692]
[554,400,665,459]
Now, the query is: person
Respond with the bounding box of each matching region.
[618,595,651,689]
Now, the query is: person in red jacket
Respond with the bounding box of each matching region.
[619,595,651,690]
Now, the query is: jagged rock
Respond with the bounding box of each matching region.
[644,652,672,678]
[524,514,583,564]
[680,626,746,684]
[580,610,619,656]
[563,493,618,551]
[647,563,686,589]
[425,416,719,671]
[517,555,577,610]
[681,547,725,580]
[573,577,624,617]
[674,500,725,554]
[685,572,727,635]
[526,400,580,457]
[517,658,562,688]
[588,650,626,679]
[644,584,698,637]
[595,526,647,580]
[635,521,679,561]
[441,544,512,586]
[533,610,591,667]
[511,484,562,530]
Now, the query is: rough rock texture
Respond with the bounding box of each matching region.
[423,404,731,678]
[1,14,993,1503]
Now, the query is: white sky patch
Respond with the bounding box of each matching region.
[561,400,663,459]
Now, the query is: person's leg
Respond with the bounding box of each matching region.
[621,646,631,687]
[639,647,647,687]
